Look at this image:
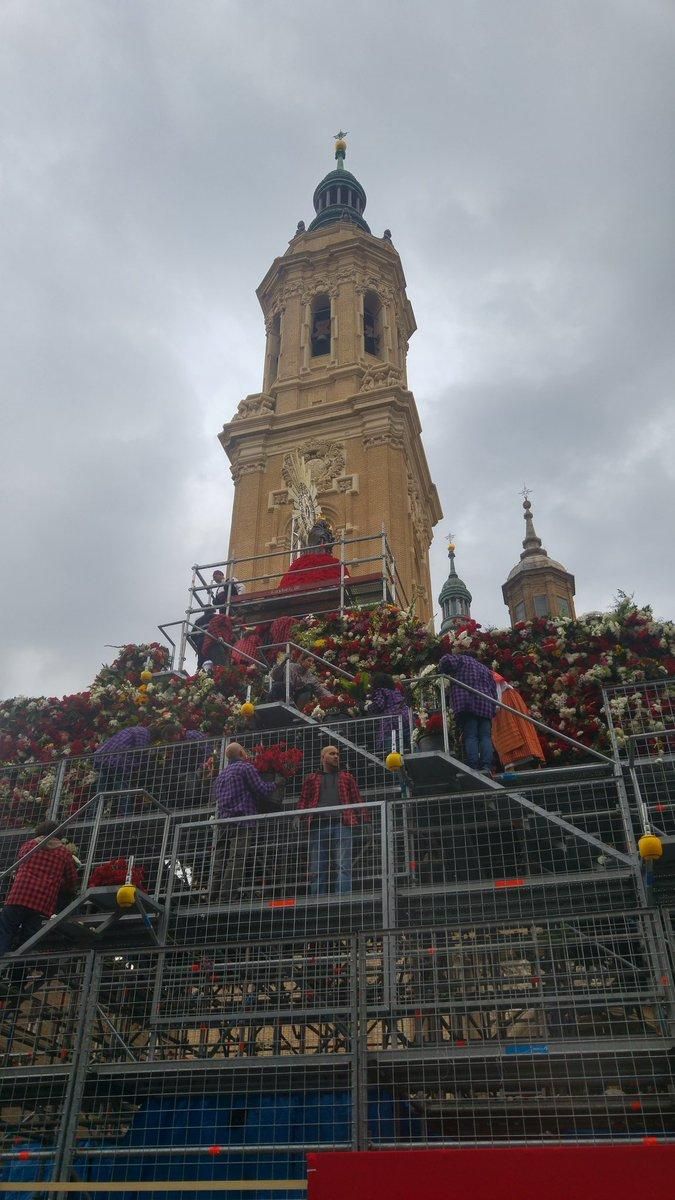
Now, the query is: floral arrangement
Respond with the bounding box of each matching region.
[251,743,304,779]
[416,712,445,736]
[412,709,455,747]
[0,600,673,813]
[88,857,147,889]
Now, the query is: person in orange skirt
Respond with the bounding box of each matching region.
[492,672,546,771]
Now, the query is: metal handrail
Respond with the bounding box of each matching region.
[405,670,615,766]
[0,786,168,887]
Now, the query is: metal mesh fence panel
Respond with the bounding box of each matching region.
[390,776,640,927]
[0,952,91,1163]
[0,761,59,836]
[362,912,675,1145]
[67,939,357,1194]
[603,679,675,762]
[166,804,387,945]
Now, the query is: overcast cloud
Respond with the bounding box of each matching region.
[1,0,673,700]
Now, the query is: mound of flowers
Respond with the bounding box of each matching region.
[0,600,673,799]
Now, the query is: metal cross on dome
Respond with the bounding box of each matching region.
[520,484,531,501]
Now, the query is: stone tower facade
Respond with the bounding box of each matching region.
[219,138,441,621]
[502,495,576,626]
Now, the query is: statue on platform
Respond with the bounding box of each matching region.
[276,451,348,592]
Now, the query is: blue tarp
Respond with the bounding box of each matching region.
[1,1092,420,1200]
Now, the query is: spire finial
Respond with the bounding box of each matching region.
[446,531,457,574]
[334,130,347,170]
[519,487,545,558]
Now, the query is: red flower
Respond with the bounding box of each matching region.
[89,858,147,889]
[251,743,304,779]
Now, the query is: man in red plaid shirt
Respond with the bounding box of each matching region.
[0,821,79,955]
[298,746,366,895]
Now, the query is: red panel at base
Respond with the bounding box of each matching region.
[307,1145,675,1200]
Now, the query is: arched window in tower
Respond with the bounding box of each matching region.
[363,291,382,357]
[311,294,331,357]
[267,313,281,383]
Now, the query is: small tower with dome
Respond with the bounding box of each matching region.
[502,492,576,626]
[438,540,472,631]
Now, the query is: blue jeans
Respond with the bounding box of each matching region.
[308,819,353,895]
[456,713,494,771]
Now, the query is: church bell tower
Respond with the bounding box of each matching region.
[219,136,442,621]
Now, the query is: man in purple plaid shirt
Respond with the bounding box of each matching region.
[438,652,498,773]
[211,743,280,902]
[93,725,152,815]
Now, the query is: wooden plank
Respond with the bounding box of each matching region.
[0,1183,307,1193]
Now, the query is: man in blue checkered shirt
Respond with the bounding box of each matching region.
[211,743,280,902]
[439,652,498,773]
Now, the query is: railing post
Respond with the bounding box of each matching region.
[340,530,346,616]
[354,933,370,1151]
[81,793,106,893]
[51,951,103,1186]
[438,675,450,754]
[177,566,198,674]
[285,642,292,704]
[47,757,67,822]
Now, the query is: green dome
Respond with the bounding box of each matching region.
[439,547,472,632]
[308,142,370,233]
[439,572,472,606]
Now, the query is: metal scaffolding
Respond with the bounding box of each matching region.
[1,684,674,1193]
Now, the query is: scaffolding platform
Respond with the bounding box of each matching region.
[10,887,165,955]
[229,572,390,625]
[403,750,499,792]
[254,702,316,730]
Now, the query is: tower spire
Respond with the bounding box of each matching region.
[333,131,348,170]
[520,489,545,560]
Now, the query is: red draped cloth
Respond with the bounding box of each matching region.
[277,552,348,592]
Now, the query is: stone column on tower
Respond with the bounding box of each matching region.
[219,135,442,620]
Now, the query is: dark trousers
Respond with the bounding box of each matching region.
[0,905,45,956]
[211,826,253,903]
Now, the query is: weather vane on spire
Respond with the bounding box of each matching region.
[334,130,348,141]
[520,484,531,502]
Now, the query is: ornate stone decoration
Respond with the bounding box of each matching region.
[350,272,395,306]
[230,459,267,483]
[363,432,405,451]
[281,440,345,492]
[336,474,358,494]
[269,489,289,508]
[232,393,276,422]
[359,363,403,393]
[300,279,340,305]
[407,475,432,546]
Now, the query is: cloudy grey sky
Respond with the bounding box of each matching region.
[1,0,673,701]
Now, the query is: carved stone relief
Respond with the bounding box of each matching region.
[232,394,276,422]
[363,432,405,451]
[359,363,403,392]
[230,459,267,483]
[281,440,346,491]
